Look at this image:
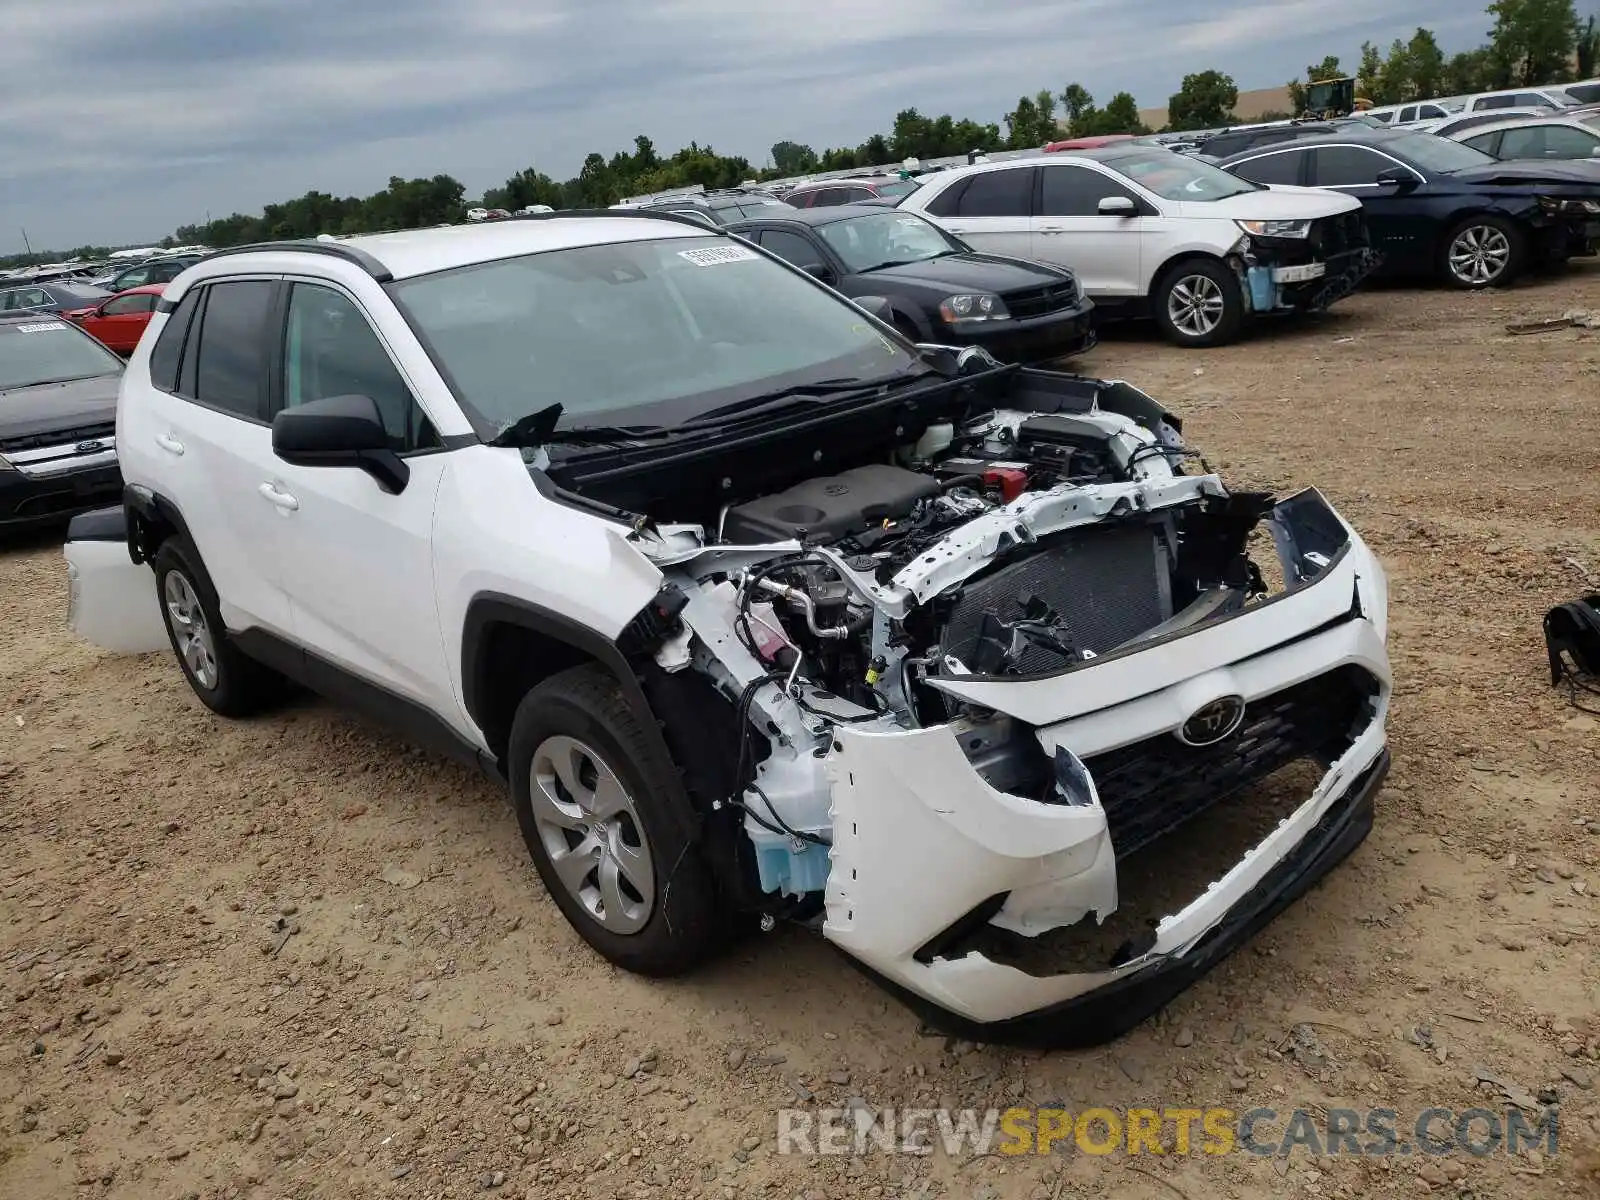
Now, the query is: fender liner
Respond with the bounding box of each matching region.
[122,484,194,566]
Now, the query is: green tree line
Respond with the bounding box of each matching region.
[3,0,1591,269]
[1289,0,1597,113]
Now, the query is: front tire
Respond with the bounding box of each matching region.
[507,663,725,976]
[1439,215,1524,289]
[1152,258,1244,348]
[151,537,287,717]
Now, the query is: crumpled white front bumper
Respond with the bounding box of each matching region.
[820,489,1391,1043]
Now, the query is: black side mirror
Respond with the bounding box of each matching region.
[1374,167,1416,190]
[272,393,409,494]
[801,261,836,284]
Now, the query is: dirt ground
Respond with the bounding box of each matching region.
[3,266,1600,1200]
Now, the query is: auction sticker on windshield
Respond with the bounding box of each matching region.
[678,246,760,267]
[17,322,67,333]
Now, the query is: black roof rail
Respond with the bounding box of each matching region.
[189,238,394,282]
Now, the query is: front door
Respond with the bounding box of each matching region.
[1031,163,1148,297]
[265,279,464,732]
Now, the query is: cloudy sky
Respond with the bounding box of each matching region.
[3,0,1490,254]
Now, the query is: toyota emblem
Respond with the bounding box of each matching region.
[75,439,106,455]
[1178,695,1246,746]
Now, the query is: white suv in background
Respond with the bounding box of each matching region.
[896,147,1375,347]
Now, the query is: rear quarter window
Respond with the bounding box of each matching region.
[148,289,201,393]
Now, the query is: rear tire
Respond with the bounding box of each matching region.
[151,537,288,717]
[507,663,726,977]
[1151,258,1244,348]
[1439,215,1524,289]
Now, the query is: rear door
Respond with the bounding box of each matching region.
[922,166,1036,260]
[118,278,296,635]
[1032,162,1147,296]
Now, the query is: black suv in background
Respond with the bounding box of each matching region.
[632,190,795,228]
[0,314,124,530]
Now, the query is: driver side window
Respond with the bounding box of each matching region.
[281,283,439,452]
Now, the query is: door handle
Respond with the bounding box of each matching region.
[1037,224,1068,232]
[155,433,184,456]
[258,482,299,512]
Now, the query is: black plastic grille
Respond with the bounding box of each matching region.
[0,421,115,455]
[941,525,1170,673]
[1083,664,1379,860]
[1002,281,1079,320]
[1309,212,1370,257]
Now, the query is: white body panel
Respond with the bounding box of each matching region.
[64,540,168,655]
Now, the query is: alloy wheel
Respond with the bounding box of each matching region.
[1167,273,1226,339]
[163,570,218,690]
[528,734,655,934]
[1448,225,1511,286]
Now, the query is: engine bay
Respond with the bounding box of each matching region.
[534,365,1362,926]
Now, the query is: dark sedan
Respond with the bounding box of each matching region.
[1218,129,1600,289]
[0,314,124,530]
[0,279,114,317]
[724,206,1096,361]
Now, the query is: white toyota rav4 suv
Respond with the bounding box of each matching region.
[896,146,1380,347]
[78,213,1392,1046]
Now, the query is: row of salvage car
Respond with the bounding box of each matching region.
[708,125,1600,351]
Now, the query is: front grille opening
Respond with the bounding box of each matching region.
[0,421,116,455]
[1087,665,1378,860]
[1002,282,1079,319]
[932,666,1379,978]
[961,757,1326,979]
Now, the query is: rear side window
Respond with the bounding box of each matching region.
[191,281,274,419]
[951,168,1034,217]
[1232,150,1305,185]
[148,289,201,393]
[923,176,971,217]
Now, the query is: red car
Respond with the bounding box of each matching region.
[61,285,165,355]
[783,175,922,207]
[1044,134,1138,152]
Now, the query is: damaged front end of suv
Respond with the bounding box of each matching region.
[546,352,1391,1048]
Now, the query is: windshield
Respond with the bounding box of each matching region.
[1386,132,1497,171]
[389,234,919,433]
[1106,150,1261,200]
[0,319,124,390]
[818,212,962,272]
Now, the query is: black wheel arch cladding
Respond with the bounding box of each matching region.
[460,592,704,847]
